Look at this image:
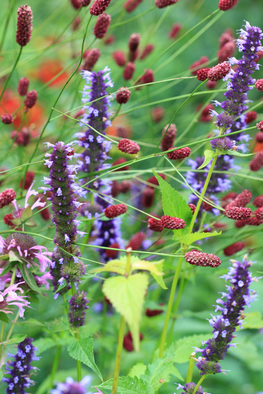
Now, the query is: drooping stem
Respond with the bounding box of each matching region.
[112,249,132,394]
[193,375,207,394]
[0,46,23,102]
[47,345,62,393]
[159,253,184,357]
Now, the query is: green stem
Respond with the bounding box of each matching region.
[0,0,16,54]
[186,353,196,383]
[193,375,207,394]
[112,250,132,394]
[188,155,218,235]
[0,46,23,102]
[159,253,184,357]
[112,315,126,394]
[111,104,122,122]
[48,345,62,392]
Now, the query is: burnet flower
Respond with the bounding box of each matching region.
[42,142,86,294]
[195,257,258,375]
[0,282,30,318]
[211,22,263,151]
[2,337,39,393]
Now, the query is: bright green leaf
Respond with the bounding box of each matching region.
[9,250,22,263]
[132,260,163,276]
[25,219,37,227]
[90,259,126,275]
[198,149,215,169]
[225,149,254,157]
[168,334,211,364]
[19,264,40,293]
[179,231,221,245]
[95,376,154,394]
[150,260,167,289]
[3,334,27,345]
[21,206,32,221]
[102,273,149,352]
[67,336,103,381]
[241,311,263,329]
[11,218,22,226]
[129,363,147,378]
[153,171,192,235]
[142,356,183,390]
[33,337,57,355]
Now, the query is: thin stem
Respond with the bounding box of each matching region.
[188,155,218,234]
[159,253,184,357]
[111,104,122,122]
[0,47,23,102]
[48,345,62,393]
[112,316,126,394]
[186,353,196,383]
[193,375,207,394]
[112,250,132,394]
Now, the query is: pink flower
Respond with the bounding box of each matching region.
[0,283,30,318]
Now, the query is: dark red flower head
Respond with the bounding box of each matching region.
[24,90,38,109]
[123,62,136,80]
[90,0,111,15]
[93,13,111,39]
[18,77,29,96]
[116,87,131,104]
[160,215,186,230]
[117,139,140,154]
[16,5,33,47]
[155,0,178,8]
[104,203,127,219]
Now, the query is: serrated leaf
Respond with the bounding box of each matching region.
[168,334,211,364]
[33,337,57,354]
[129,363,147,378]
[153,171,192,235]
[96,376,154,394]
[198,149,215,169]
[21,318,44,326]
[225,149,254,157]
[102,273,149,351]
[228,337,263,371]
[142,356,183,390]
[45,317,69,332]
[132,260,163,276]
[179,231,221,245]
[150,260,167,289]
[19,264,40,293]
[21,206,32,221]
[90,259,126,275]
[67,336,103,381]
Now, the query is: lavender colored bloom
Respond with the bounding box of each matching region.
[0,282,30,318]
[186,156,235,215]
[196,257,257,375]
[210,136,234,151]
[43,142,85,293]
[211,22,263,150]
[176,382,205,394]
[2,337,38,394]
[51,375,92,394]
[68,291,89,327]
[77,66,113,192]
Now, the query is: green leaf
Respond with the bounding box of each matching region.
[25,219,37,227]
[0,312,10,324]
[150,260,167,289]
[132,259,163,277]
[96,376,154,394]
[0,368,3,382]
[45,317,69,332]
[225,149,254,157]
[11,218,22,226]
[90,259,126,275]
[179,231,221,245]
[21,318,44,326]
[21,206,32,221]
[168,334,211,364]
[142,356,183,390]
[33,337,56,354]
[9,250,22,263]
[0,262,17,277]
[153,171,192,235]
[228,337,263,371]
[102,273,149,351]
[67,336,103,381]
[198,149,215,169]
[129,363,147,378]
[3,334,26,345]
[241,311,263,329]
[0,254,9,260]
[19,264,40,293]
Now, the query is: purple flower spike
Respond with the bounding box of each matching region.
[212,22,263,150]
[43,141,86,294]
[2,337,39,393]
[51,375,92,394]
[77,66,113,192]
[196,257,257,375]
[69,291,89,327]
